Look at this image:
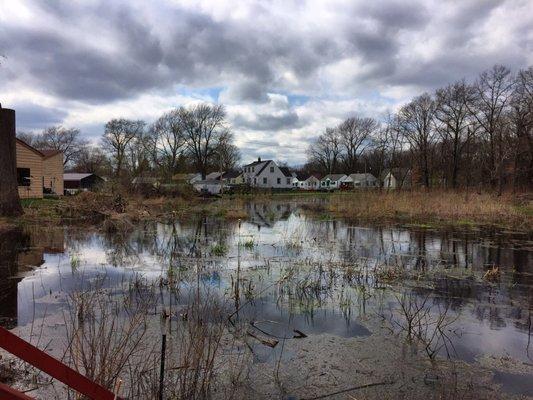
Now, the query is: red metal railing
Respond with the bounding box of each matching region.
[0,382,34,399]
[0,327,121,399]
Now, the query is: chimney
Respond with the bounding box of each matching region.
[258,157,261,162]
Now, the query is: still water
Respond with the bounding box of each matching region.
[1,200,532,394]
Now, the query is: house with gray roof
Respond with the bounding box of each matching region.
[320,174,350,190]
[242,157,294,189]
[348,173,379,188]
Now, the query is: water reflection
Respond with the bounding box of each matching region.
[0,200,532,367]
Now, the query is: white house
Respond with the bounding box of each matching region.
[293,174,321,190]
[320,174,350,190]
[304,175,321,190]
[292,173,307,189]
[381,168,412,190]
[193,179,223,194]
[349,173,379,188]
[221,170,244,185]
[242,158,294,189]
[188,173,202,184]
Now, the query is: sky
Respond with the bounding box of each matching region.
[1,0,532,165]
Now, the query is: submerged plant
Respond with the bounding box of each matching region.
[210,243,228,257]
[70,252,81,270]
[243,238,255,250]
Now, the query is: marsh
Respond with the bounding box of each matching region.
[1,199,532,399]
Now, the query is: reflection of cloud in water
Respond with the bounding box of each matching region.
[1,200,532,368]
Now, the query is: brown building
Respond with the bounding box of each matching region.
[15,139,64,198]
[42,150,64,195]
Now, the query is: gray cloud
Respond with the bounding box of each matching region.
[232,111,300,131]
[14,102,68,130]
[1,0,531,163]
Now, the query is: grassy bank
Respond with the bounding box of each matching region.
[324,190,532,230]
[17,191,249,225]
[12,189,533,231]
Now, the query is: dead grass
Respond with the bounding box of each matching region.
[326,190,533,230]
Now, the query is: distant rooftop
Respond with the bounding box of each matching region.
[64,173,94,181]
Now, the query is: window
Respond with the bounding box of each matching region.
[253,178,257,184]
[17,168,30,186]
[277,178,281,184]
[252,167,255,172]
[263,177,267,184]
[286,178,290,184]
[270,166,274,173]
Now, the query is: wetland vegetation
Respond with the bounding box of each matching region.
[0,194,532,399]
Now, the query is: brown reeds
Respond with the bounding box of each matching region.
[326,190,532,229]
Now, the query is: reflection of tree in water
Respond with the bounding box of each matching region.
[0,228,30,328]
[82,217,236,269]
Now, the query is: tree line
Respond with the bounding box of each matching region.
[305,64,533,192]
[18,103,240,180]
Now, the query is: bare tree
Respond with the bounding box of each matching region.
[215,134,241,171]
[306,127,342,174]
[16,131,37,146]
[362,114,403,185]
[179,104,230,179]
[73,146,112,176]
[34,126,88,166]
[509,67,533,189]
[0,105,23,216]
[434,81,478,188]
[338,117,378,172]
[151,109,186,176]
[468,65,515,192]
[102,119,145,177]
[399,93,436,188]
[127,128,153,177]
[304,63,532,192]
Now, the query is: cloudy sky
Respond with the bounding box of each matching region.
[1,0,532,165]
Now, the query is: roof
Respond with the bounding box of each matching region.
[41,149,62,159]
[321,174,346,181]
[254,160,272,176]
[380,168,411,180]
[16,138,44,157]
[64,173,94,181]
[206,171,224,180]
[243,159,272,168]
[278,166,293,177]
[222,170,242,179]
[295,172,307,181]
[193,179,224,185]
[349,173,377,182]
